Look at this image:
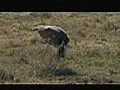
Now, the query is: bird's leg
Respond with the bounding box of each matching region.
[57,41,65,58]
[57,46,61,60]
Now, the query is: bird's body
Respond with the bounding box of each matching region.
[33,25,70,59]
[33,25,69,45]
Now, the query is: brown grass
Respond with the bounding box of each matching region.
[0,12,120,84]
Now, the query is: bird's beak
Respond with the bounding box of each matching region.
[33,28,39,31]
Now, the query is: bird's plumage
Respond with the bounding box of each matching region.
[33,25,70,59]
[33,25,69,45]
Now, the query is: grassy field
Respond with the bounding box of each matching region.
[0,12,120,84]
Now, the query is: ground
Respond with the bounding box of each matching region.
[0,12,120,84]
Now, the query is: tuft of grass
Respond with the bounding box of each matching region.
[0,69,14,83]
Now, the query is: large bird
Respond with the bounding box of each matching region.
[33,25,70,59]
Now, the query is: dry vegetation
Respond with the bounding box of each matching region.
[0,12,120,84]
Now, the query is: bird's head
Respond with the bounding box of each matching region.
[33,25,46,32]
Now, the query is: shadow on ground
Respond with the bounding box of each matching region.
[52,67,78,76]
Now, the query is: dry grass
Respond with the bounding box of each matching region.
[0,12,120,84]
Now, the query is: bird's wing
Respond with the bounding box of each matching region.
[44,28,60,38]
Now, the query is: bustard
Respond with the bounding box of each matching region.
[33,25,70,59]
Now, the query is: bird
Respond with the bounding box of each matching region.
[33,25,70,59]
